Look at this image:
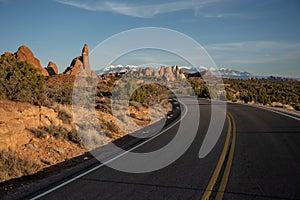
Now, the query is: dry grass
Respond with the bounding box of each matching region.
[31,125,82,146]
[0,149,40,183]
[53,103,73,124]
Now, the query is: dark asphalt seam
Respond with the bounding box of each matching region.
[218,190,299,200]
[79,178,205,192]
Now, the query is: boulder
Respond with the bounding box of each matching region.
[46,61,58,76]
[1,52,13,57]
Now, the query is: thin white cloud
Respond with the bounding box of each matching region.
[205,41,300,62]
[202,13,241,18]
[55,0,216,18]
[204,41,300,77]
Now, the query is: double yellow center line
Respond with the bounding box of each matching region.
[201,112,237,200]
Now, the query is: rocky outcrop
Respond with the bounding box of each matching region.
[163,67,175,81]
[63,44,97,78]
[2,52,13,57]
[64,57,83,75]
[153,70,160,79]
[46,61,58,76]
[144,67,154,76]
[159,66,165,77]
[15,45,49,76]
[100,65,186,82]
[138,68,144,76]
[0,100,63,150]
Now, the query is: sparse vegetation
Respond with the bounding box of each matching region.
[53,103,73,124]
[31,125,82,145]
[44,85,73,105]
[0,149,40,182]
[223,78,299,108]
[0,55,46,105]
[189,75,299,108]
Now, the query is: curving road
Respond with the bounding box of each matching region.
[28,97,300,200]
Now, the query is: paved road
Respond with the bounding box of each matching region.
[31,98,300,200]
[224,104,300,200]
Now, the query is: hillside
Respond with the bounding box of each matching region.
[0,44,173,190]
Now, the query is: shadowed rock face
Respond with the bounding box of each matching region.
[46,61,58,76]
[64,57,83,75]
[15,45,49,76]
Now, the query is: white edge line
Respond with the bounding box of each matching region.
[244,103,300,121]
[31,102,188,199]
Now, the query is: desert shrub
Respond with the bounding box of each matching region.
[226,91,233,101]
[223,78,299,105]
[31,125,82,145]
[257,88,271,105]
[197,85,210,98]
[67,129,82,145]
[31,127,48,138]
[130,101,143,111]
[0,149,40,182]
[53,103,73,124]
[105,120,119,133]
[131,87,147,103]
[95,104,112,114]
[45,85,73,105]
[130,113,137,119]
[243,92,254,103]
[0,55,46,105]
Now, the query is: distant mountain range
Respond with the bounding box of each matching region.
[214,68,253,79]
[96,65,254,80]
[97,65,139,74]
[96,65,300,81]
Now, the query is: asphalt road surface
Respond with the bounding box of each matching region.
[30,98,300,200]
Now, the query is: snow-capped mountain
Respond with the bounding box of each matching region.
[213,68,253,79]
[96,65,138,74]
[178,66,207,73]
[96,64,254,79]
[179,66,253,79]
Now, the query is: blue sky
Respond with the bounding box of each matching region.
[0,0,299,77]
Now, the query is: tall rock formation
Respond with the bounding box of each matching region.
[144,67,153,76]
[153,70,160,79]
[46,61,58,76]
[15,45,49,76]
[159,66,165,77]
[138,67,144,77]
[163,67,175,81]
[63,44,96,78]
[82,44,90,71]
